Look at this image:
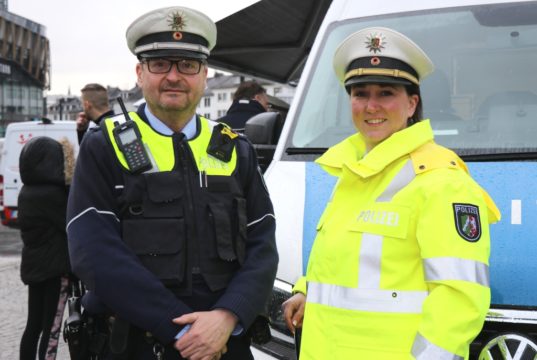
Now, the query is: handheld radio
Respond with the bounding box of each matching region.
[113,97,152,173]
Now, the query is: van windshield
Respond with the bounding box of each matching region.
[287,2,537,158]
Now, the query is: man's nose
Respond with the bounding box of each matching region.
[165,64,184,80]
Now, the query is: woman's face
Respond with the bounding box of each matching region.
[350,83,419,151]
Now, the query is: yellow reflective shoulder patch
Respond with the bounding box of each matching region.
[410,142,467,174]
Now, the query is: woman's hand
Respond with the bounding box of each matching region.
[282,293,306,334]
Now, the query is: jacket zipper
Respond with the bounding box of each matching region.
[175,134,201,275]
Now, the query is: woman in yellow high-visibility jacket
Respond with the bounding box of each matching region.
[282,27,500,360]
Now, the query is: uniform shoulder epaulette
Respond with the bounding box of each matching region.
[410,141,468,174]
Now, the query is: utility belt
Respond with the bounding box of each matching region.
[66,314,270,359]
[64,312,165,360]
[64,282,271,360]
[104,314,271,358]
[104,316,167,360]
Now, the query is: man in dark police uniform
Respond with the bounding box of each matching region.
[66,6,278,359]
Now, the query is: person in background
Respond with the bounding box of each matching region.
[19,136,75,360]
[66,6,278,360]
[282,27,500,359]
[76,83,114,143]
[218,80,270,132]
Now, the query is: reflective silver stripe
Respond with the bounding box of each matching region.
[247,213,275,227]
[307,281,427,313]
[355,160,416,288]
[358,233,383,289]
[66,207,119,230]
[412,333,463,360]
[134,42,210,56]
[376,160,415,202]
[424,257,490,287]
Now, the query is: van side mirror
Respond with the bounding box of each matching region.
[244,112,283,145]
[244,112,284,173]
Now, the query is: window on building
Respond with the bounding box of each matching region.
[273,87,282,96]
[204,97,211,107]
[13,85,22,99]
[204,113,211,119]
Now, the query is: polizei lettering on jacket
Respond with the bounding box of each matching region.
[357,210,399,226]
[199,155,231,171]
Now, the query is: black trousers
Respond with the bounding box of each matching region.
[20,277,61,360]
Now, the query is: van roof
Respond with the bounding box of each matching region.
[5,120,76,131]
[209,0,523,83]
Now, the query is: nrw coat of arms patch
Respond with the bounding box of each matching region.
[453,203,481,242]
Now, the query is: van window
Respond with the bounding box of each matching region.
[286,2,537,158]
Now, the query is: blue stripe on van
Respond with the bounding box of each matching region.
[303,162,337,274]
[469,162,537,307]
[303,161,537,307]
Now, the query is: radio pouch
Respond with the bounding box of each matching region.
[207,124,238,162]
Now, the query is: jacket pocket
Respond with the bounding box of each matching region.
[123,218,186,283]
[234,197,247,265]
[142,172,184,218]
[316,201,334,232]
[208,202,236,262]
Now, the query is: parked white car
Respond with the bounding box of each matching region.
[0,119,78,227]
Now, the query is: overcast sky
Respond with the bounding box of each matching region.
[9,0,258,95]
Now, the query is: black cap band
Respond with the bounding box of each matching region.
[134,31,210,59]
[135,31,209,49]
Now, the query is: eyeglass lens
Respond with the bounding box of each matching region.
[146,59,202,75]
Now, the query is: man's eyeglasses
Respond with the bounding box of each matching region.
[142,58,205,75]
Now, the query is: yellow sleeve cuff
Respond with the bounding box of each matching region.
[292,276,307,295]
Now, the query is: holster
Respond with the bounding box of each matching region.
[108,316,130,354]
[63,296,86,360]
[248,314,272,345]
[63,280,108,359]
[248,296,272,345]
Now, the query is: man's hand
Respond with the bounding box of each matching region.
[173,309,237,360]
[76,112,89,132]
[282,293,306,334]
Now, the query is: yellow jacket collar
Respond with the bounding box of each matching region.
[317,120,433,178]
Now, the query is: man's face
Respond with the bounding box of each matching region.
[136,57,207,119]
[255,92,270,111]
[81,95,92,119]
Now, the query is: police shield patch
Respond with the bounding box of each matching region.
[453,203,481,242]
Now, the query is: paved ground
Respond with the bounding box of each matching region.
[0,225,70,360]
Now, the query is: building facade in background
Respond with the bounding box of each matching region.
[46,85,143,121]
[197,73,295,120]
[0,3,49,135]
[46,74,295,122]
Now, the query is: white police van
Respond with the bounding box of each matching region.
[0,120,78,227]
[215,0,537,358]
